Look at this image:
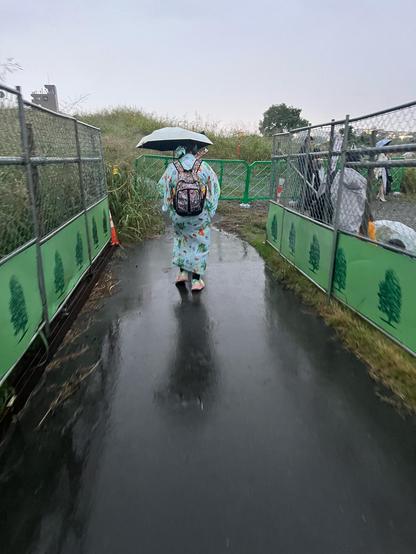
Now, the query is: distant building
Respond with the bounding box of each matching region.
[31,84,59,112]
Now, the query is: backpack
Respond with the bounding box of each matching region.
[172,159,206,217]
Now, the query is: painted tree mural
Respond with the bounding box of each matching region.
[9,276,28,342]
[75,232,84,268]
[103,209,108,235]
[289,223,296,255]
[92,216,99,248]
[309,234,320,272]
[334,248,347,292]
[378,269,402,327]
[271,214,278,242]
[54,251,65,297]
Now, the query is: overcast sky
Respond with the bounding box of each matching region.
[2,0,415,131]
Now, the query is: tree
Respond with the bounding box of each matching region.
[289,223,296,255]
[333,248,347,292]
[9,276,28,342]
[75,232,84,268]
[309,235,320,272]
[102,209,108,235]
[92,216,99,247]
[259,103,310,136]
[271,215,278,242]
[54,251,65,297]
[378,269,402,327]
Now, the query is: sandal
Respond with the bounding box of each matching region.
[176,271,189,285]
[191,278,205,292]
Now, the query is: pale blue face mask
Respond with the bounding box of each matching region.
[175,146,186,159]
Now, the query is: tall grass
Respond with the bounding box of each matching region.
[107,165,163,241]
[79,107,272,167]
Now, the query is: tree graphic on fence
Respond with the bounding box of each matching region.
[9,276,28,342]
[378,269,402,327]
[333,248,347,292]
[271,215,278,242]
[75,232,84,268]
[309,234,320,272]
[54,251,65,297]
[103,209,108,235]
[289,223,296,255]
[92,216,99,248]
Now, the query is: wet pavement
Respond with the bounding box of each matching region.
[1,229,416,554]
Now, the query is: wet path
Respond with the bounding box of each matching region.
[1,230,416,553]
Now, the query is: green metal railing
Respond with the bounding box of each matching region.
[134,155,272,203]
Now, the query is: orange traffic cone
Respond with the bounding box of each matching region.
[109,211,120,246]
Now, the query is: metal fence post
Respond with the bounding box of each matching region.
[16,89,50,335]
[74,120,93,265]
[299,127,311,211]
[323,120,335,224]
[327,115,350,299]
[243,162,251,203]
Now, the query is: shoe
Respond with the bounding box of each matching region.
[175,271,188,285]
[191,278,205,292]
[379,197,387,203]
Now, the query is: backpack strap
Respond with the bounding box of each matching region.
[191,159,202,179]
[173,160,186,178]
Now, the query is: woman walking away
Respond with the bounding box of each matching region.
[158,142,220,292]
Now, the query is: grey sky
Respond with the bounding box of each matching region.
[2,0,415,131]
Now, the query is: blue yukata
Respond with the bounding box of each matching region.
[159,152,220,276]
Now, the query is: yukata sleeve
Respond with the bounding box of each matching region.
[202,162,221,218]
[158,163,176,213]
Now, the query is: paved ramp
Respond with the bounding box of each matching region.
[1,230,416,554]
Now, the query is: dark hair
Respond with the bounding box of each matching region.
[182,141,199,154]
[346,150,360,163]
[387,238,406,250]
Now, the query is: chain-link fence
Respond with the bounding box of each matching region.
[135,155,272,203]
[272,102,416,256]
[0,83,109,384]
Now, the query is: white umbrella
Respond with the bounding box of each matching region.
[375,220,416,254]
[136,127,213,152]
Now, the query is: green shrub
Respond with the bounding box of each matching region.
[402,168,416,194]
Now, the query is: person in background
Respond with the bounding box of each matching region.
[375,138,392,202]
[331,151,367,234]
[158,142,220,292]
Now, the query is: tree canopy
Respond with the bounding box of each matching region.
[259,103,310,136]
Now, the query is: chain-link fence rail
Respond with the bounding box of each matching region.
[272,101,416,256]
[135,154,272,203]
[0,83,109,385]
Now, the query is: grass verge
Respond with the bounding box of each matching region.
[216,201,416,414]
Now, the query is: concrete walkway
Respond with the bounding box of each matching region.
[1,230,416,554]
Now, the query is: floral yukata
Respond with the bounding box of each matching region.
[159,153,220,276]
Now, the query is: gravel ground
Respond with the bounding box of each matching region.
[372,194,416,231]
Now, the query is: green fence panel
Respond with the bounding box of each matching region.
[248,161,272,201]
[279,208,333,291]
[87,197,111,262]
[41,214,91,320]
[0,245,43,382]
[333,233,416,353]
[266,202,284,251]
[135,155,272,202]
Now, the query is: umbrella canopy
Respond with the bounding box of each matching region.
[376,138,392,148]
[375,219,416,254]
[136,127,213,152]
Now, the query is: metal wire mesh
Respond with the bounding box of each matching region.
[0,88,21,157]
[273,102,416,256]
[78,122,107,206]
[0,84,108,258]
[344,105,416,252]
[25,104,77,158]
[0,89,34,259]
